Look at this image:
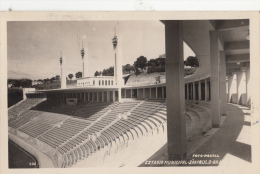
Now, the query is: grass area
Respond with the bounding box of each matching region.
[126,68,199,86]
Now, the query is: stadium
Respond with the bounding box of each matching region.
[8,19,254,168]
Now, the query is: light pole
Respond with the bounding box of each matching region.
[60,53,63,88]
[112,31,118,86]
[81,42,85,78]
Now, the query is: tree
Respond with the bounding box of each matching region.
[147,57,165,73]
[55,75,60,80]
[134,56,147,71]
[102,66,114,76]
[68,74,74,80]
[94,71,102,76]
[43,78,50,83]
[50,77,56,82]
[75,72,82,78]
[123,64,135,74]
[185,56,199,67]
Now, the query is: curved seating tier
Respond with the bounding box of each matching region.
[9,110,44,129]
[38,118,91,148]
[54,100,167,167]
[72,102,117,121]
[8,97,211,168]
[33,101,89,116]
[8,98,45,121]
[18,112,68,138]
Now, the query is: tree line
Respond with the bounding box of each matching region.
[92,55,199,77]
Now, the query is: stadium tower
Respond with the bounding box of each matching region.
[112,27,123,102]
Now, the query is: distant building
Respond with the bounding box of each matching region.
[32,81,43,86]
[77,76,115,87]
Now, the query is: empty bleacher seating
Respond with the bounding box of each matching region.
[18,112,68,138]
[8,98,45,121]
[33,101,89,116]
[8,97,211,168]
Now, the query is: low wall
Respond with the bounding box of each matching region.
[9,132,55,168]
[9,127,63,168]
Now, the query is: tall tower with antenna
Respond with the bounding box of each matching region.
[112,26,123,102]
[81,41,85,78]
[60,52,66,89]
[112,27,118,85]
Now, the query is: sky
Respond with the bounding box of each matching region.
[7,21,195,80]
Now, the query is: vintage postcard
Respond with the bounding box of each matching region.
[0,11,259,174]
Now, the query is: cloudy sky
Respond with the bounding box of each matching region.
[8,21,195,80]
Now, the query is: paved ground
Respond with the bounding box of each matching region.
[139,103,252,167]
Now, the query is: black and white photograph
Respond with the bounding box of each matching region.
[1,11,259,173]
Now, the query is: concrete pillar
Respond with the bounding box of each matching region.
[102,91,104,102]
[92,92,95,102]
[165,21,186,160]
[84,92,86,101]
[97,91,99,102]
[124,89,126,98]
[205,79,208,101]
[112,91,115,102]
[246,62,250,106]
[193,81,195,101]
[185,84,188,100]
[150,88,152,98]
[107,91,110,102]
[187,83,190,100]
[237,68,246,105]
[162,86,164,99]
[88,92,90,101]
[228,72,237,103]
[156,87,158,98]
[118,88,122,102]
[236,70,239,104]
[131,89,133,98]
[137,88,139,98]
[198,81,201,101]
[220,52,227,115]
[143,88,145,98]
[210,31,221,128]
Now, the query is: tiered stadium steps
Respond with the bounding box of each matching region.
[185,100,211,138]
[69,99,167,167]
[57,101,141,167]
[8,110,44,129]
[8,98,210,168]
[58,100,166,168]
[72,102,118,121]
[18,112,68,138]
[37,118,91,149]
[33,101,89,116]
[8,98,45,121]
[114,99,166,138]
